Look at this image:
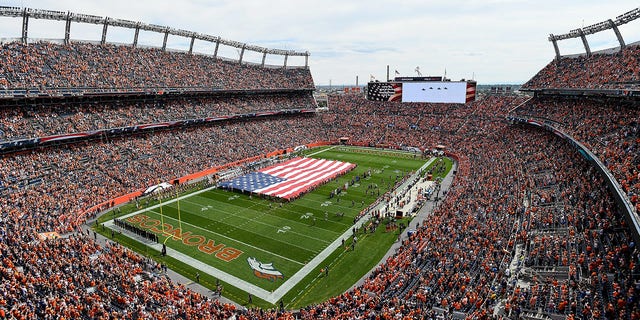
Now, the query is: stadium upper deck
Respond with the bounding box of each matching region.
[0,42,314,94]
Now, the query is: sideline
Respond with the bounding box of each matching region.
[306,145,337,156]
[350,158,457,289]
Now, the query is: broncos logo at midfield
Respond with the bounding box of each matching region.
[247,257,284,281]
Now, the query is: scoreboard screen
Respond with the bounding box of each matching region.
[402,81,467,103]
[367,80,476,103]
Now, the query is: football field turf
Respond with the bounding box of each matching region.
[104,146,437,305]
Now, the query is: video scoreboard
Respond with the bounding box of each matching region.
[367,77,477,103]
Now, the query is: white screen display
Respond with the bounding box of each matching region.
[401,81,468,103]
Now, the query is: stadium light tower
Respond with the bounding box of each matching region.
[548,7,639,59]
[0,6,311,68]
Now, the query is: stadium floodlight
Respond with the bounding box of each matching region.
[198,34,218,42]
[245,44,264,53]
[189,34,196,54]
[582,21,610,35]
[72,12,103,24]
[109,18,137,29]
[64,12,71,44]
[133,21,142,47]
[162,28,170,51]
[146,23,167,33]
[26,8,67,21]
[615,8,640,24]
[576,29,591,57]
[220,38,245,49]
[548,34,561,60]
[0,6,23,17]
[239,44,246,64]
[261,49,268,67]
[213,37,221,58]
[172,28,193,38]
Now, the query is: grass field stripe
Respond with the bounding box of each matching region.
[170,188,349,233]
[335,145,425,157]
[288,243,350,307]
[178,196,340,239]
[146,209,306,266]
[177,198,335,243]
[189,191,346,233]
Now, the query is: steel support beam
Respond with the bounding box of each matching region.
[608,19,626,49]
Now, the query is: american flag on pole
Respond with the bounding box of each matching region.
[465,81,477,103]
[218,157,356,200]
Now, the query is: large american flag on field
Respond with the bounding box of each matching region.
[218,157,356,200]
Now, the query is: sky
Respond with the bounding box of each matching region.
[1,0,639,85]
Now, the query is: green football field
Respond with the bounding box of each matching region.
[102,146,445,307]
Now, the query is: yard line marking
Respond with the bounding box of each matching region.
[178,198,333,244]
[191,191,344,232]
[306,145,336,156]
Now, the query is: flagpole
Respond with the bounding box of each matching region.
[159,184,165,235]
[386,65,389,82]
[176,189,183,237]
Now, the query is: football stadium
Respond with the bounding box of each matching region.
[0,3,639,320]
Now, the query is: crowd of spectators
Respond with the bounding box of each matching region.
[0,38,638,319]
[0,93,315,141]
[508,45,640,318]
[0,41,314,92]
[320,93,528,150]
[513,96,640,217]
[0,230,247,319]
[2,91,636,319]
[358,124,638,319]
[522,44,640,90]
[503,130,637,319]
[0,114,323,231]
